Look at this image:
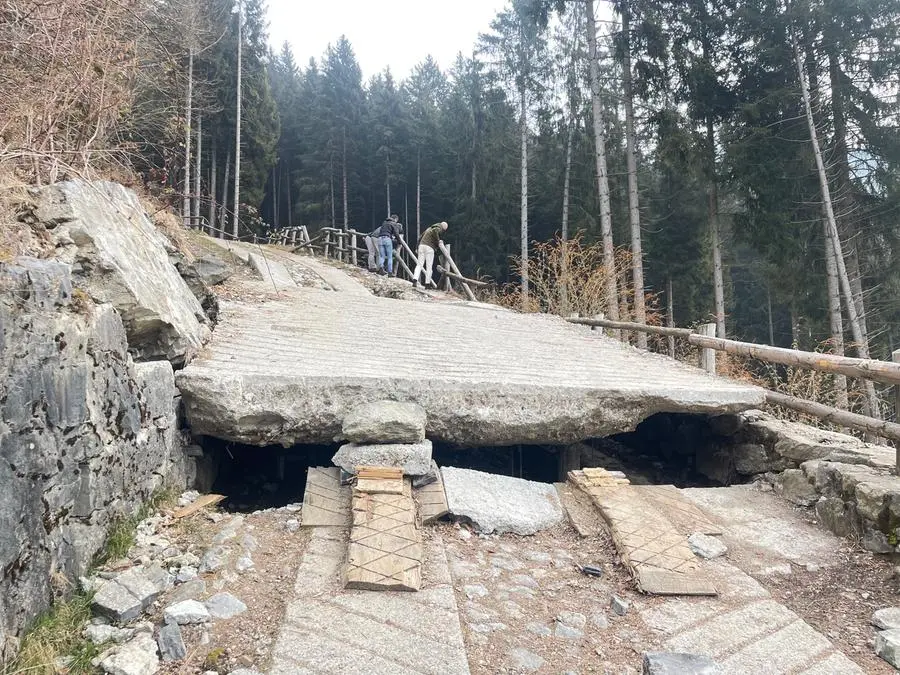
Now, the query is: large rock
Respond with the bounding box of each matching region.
[875,628,900,669]
[0,259,186,657]
[93,567,161,623]
[873,608,900,631]
[774,469,818,507]
[441,467,564,535]
[32,180,210,364]
[341,401,426,444]
[332,440,432,476]
[99,633,160,675]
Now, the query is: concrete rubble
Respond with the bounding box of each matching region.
[341,400,426,443]
[99,632,160,675]
[32,180,210,364]
[441,467,565,535]
[332,440,433,476]
[687,533,728,559]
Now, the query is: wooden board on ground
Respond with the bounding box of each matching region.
[569,479,717,597]
[345,478,422,591]
[554,482,606,538]
[301,467,351,527]
[356,476,404,494]
[632,484,723,536]
[173,494,226,519]
[356,466,404,480]
[416,468,449,524]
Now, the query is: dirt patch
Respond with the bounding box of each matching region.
[440,521,664,675]
[760,546,899,674]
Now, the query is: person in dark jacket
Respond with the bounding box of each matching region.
[412,221,448,288]
[375,214,403,275]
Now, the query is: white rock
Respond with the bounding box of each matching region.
[84,624,133,645]
[99,633,159,675]
[163,599,210,625]
[873,607,900,631]
[688,533,728,559]
[205,593,247,619]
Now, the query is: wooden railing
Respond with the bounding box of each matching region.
[567,316,900,470]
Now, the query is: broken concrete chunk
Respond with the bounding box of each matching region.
[687,533,728,560]
[157,621,186,661]
[99,633,160,675]
[873,607,900,631]
[441,467,564,535]
[84,624,133,645]
[875,629,900,669]
[610,595,630,616]
[341,400,426,444]
[332,440,432,476]
[92,580,144,623]
[205,592,247,619]
[162,599,210,625]
[642,651,721,674]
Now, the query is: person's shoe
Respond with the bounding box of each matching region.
[412,280,418,288]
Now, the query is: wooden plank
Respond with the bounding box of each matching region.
[555,482,605,538]
[301,467,351,527]
[632,485,723,536]
[173,493,225,519]
[356,476,404,494]
[637,568,718,596]
[416,468,449,524]
[345,479,422,591]
[356,466,404,480]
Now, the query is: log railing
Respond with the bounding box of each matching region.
[566,315,900,468]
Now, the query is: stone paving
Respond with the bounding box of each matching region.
[178,239,765,446]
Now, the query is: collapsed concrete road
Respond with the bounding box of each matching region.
[176,242,765,447]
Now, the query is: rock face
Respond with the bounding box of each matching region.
[0,258,187,657]
[32,180,210,364]
[332,440,433,476]
[341,401,426,443]
[441,467,564,535]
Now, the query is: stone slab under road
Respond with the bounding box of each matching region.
[176,245,764,447]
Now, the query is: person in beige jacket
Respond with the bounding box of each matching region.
[412,221,448,288]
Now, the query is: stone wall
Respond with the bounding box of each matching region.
[0,258,187,659]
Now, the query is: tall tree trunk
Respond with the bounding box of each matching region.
[182,48,194,228]
[209,135,217,235]
[520,88,529,306]
[621,4,647,347]
[286,162,292,227]
[827,44,870,347]
[705,119,726,338]
[385,151,391,217]
[193,115,201,229]
[793,31,879,417]
[585,0,620,325]
[767,286,775,346]
[825,226,850,409]
[221,146,231,239]
[667,275,675,357]
[560,116,574,317]
[329,155,335,228]
[232,0,242,239]
[416,148,421,241]
[342,126,348,232]
[271,164,278,225]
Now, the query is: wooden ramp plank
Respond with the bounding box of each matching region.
[415,467,449,525]
[345,479,422,591]
[173,493,226,519]
[569,477,716,597]
[632,485,723,536]
[301,467,351,527]
[555,482,606,538]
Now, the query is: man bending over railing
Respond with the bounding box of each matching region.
[413,221,448,289]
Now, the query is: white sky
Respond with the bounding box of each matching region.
[267,0,510,80]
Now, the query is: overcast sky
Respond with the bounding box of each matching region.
[267,0,509,80]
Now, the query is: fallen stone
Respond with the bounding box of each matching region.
[193,255,233,287]
[526,622,552,636]
[463,584,489,600]
[35,180,210,365]
[176,566,198,583]
[774,469,818,507]
[84,624,133,645]
[235,555,255,572]
[556,612,587,630]
[687,533,728,559]
[412,460,439,489]
[642,651,720,674]
[590,612,609,630]
[162,599,210,625]
[167,579,206,604]
[157,621,186,661]
[341,401,426,443]
[611,595,630,616]
[199,548,227,573]
[875,628,900,669]
[863,527,894,554]
[507,647,545,672]
[284,519,300,533]
[141,564,174,594]
[99,633,160,675]
[332,440,432,476]
[441,467,564,535]
[554,623,583,639]
[873,608,900,631]
[92,578,149,623]
[205,592,247,619]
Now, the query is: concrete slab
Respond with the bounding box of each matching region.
[176,251,764,446]
[332,441,433,476]
[247,251,296,291]
[441,467,564,535]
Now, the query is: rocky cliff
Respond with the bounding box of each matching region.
[1,181,203,658]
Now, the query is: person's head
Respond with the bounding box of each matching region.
[390,214,399,222]
[439,221,448,231]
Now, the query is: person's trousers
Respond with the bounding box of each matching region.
[379,236,394,273]
[364,236,378,270]
[413,244,435,285]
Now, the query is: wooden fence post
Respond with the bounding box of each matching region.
[252,233,258,245]
[698,323,716,374]
[590,312,606,335]
[324,230,331,258]
[894,349,900,475]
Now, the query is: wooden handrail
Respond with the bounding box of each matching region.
[766,391,900,443]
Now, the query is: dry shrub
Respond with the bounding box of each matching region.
[0,169,54,260]
[143,197,194,262]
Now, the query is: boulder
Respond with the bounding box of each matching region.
[156,621,186,661]
[99,633,160,675]
[341,401,426,444]
[162,599,210,625]
[204,593,247,619]
[774,469,819,507]
[687,533,727,559]
[332,440,432,476]
[875,628,900,669]
[873,607,900,631]
[33,180,210,365]
[441,467,564,535]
